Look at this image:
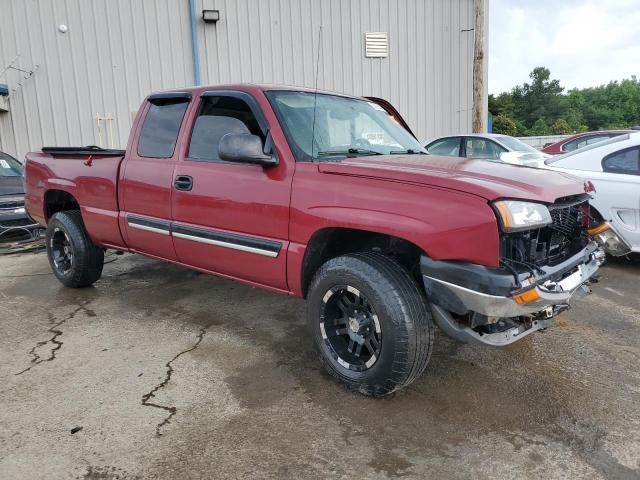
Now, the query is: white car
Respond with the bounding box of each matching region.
[424,133,550,166]
[543,132,640,254]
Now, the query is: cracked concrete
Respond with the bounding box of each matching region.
[15,302,94,376]
[141,326,210,436]
[0,251,639,479]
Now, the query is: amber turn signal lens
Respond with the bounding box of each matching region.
[513,288,541,305]
[587,223,610,236]
[494,201,513,229]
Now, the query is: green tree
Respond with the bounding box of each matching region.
[492,115,517,136]
[528,118,550,136]
[512,67,566,129]
[493,69,640,136]
[550,118,572,135]
[489,92,514,118]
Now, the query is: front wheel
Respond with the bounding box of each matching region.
[307,252,434,396]
[46,210,104,288]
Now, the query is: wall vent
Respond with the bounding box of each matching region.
[364,32,389,58]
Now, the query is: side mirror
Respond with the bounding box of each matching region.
[218,133,278,167]
[498,151,523,165]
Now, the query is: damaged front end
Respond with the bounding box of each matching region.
[422,194,601,346]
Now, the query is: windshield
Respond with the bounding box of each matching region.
[0,152,22,177]
[266,91,426,160]
[495,136,539,153]
[545,134,631,165]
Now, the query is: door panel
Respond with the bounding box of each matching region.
[120,157,178,260]
[171,92,293,289]
[119,94,190,260]
[171,161,291,289]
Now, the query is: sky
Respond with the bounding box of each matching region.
[489,0,640,94]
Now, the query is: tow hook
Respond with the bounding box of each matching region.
[538,303,570,321]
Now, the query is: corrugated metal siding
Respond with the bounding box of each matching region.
[198,0,475,142]
[0,0,477,159]
[0,0,193,159]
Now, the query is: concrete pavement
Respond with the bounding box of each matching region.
[1,251,638,479]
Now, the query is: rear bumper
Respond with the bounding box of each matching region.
[421,242,598,323]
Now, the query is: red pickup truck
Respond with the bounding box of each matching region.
[25,84,603,396]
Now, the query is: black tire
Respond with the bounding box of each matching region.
[46,210,104,288]
[307,252,434,396]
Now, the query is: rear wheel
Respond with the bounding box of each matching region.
[46,210,104,288]
[307,252,434,396]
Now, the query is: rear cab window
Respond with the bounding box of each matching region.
[138,94,190,158]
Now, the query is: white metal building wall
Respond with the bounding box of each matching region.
[0,0,194,159]
[198,0,475,143]
[0,0,478,160]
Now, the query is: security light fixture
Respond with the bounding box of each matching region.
[202,10,220,23]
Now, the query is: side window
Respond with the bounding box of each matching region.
[188,96,263,162]
[563,138,584,152]
[465,138,503,160]
[426,137,460,156]
[563,135,605,152]
[602,147,640,175]
[586,135,607,146]
[138,99,189,158]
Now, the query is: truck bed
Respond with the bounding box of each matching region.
[24,148,126,249]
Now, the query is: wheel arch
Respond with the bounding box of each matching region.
[43,189,80,223]
[300,227,427,298]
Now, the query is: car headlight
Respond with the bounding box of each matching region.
[493,200,552,232]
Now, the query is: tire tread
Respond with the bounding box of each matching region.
[308,252,434,396]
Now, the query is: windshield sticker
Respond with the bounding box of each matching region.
[364,132,385,145]
[0,160,10,169]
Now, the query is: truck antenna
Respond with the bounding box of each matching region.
[311,26,322,160]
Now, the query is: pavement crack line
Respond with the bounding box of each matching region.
[14,301,93,376]
[141,325,210,436]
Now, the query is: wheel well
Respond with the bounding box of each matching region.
[301,228,426,297]
[44,190,80,222]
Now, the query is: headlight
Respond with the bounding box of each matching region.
[493,200,552,231]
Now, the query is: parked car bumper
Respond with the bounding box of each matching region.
[421,242,599,346]
[0,201,44,244]
[588,223,633,257]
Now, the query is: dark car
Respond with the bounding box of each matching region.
[541,130,631,155]
[0,151,42,244]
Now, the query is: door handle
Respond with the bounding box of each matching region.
[174,175,193,191]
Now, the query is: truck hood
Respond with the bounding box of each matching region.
[317,155,585,203]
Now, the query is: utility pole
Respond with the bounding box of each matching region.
[472,0,488,132]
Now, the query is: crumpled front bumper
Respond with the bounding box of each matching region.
[421,242,600,346]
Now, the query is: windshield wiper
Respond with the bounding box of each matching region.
[317,148,384,157]
[389,149,428,155]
